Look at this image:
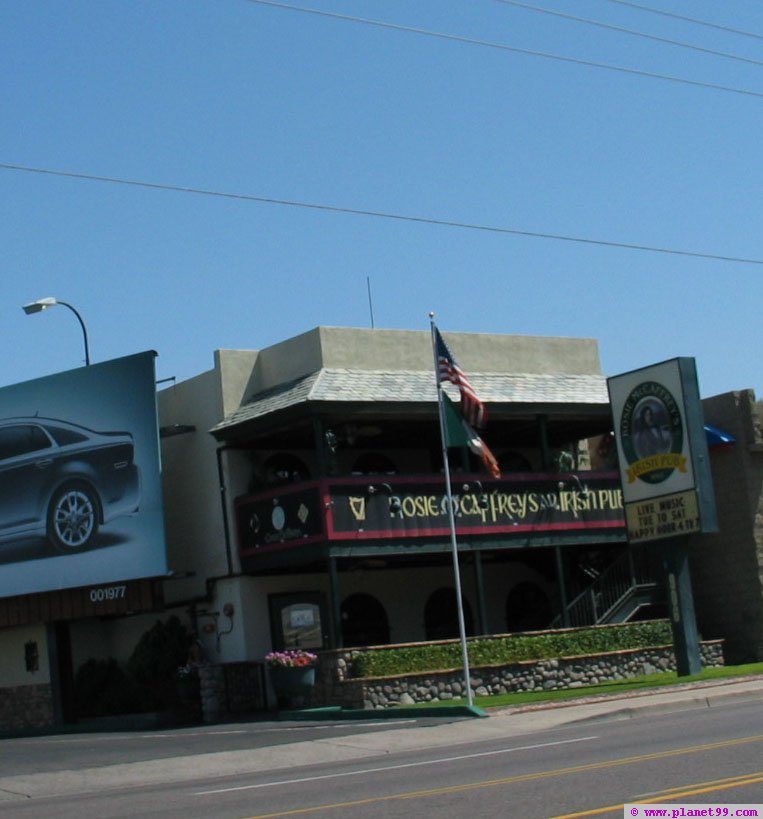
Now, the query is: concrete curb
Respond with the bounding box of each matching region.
[279,704,489,720]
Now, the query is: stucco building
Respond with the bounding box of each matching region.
[1,326,760,730]
[157,326,630,663]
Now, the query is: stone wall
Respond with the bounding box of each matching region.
[0,683,54,731]
[311,641,724,710]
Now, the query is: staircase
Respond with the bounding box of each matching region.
[551,546,664,628]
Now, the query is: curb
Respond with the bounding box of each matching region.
[277,704,488,721]
[493,673,763,716]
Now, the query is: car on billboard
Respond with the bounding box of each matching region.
[0,417,141,554]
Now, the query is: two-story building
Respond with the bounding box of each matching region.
[158,326,631,664]
[2,325,694,729]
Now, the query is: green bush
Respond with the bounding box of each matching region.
[126,616,191,710]
[73,657,140,717]
[350,621,673,678]
[73,617,194,717]
[127,616,190,684]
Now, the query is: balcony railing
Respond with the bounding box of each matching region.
[234,471,626,556]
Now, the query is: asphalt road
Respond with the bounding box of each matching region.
[0,716,456,778]
[0,683,761,818]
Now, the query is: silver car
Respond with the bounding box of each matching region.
[0,417,140,553]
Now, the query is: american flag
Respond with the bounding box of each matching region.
[434,326,487,428]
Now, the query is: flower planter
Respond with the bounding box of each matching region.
[269,665,316,698]
[265,649,318,708]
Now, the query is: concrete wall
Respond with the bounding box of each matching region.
[0,624,50,688]
[226,326,603,396]
[215,349,259,419]
[317,327,602,375]
[158,368,232,604]
[690,390,763,662]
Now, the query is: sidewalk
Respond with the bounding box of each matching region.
[0,676,761,801]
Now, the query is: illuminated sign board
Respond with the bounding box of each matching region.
[0,351,167,598]
[608,357,718,544]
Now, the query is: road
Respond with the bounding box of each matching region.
[0,693,761,818]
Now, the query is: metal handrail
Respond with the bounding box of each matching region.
[552,547,659,628]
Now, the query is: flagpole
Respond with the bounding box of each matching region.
[429,312,473,708]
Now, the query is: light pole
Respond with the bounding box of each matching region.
[22,297,91,366]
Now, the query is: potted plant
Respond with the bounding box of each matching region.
[265,649,318,705]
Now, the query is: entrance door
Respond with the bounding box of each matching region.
[268,592,328,651]
[47,622,75,724]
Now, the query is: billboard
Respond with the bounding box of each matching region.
[608,357,718,544]
[0,351,167,598]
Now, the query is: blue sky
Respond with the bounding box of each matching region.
[3,1,762,399]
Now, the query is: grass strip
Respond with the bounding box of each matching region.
[408,662,763,710]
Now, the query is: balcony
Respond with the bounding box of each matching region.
[234,471,627,567]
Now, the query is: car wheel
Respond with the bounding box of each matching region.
[47,482,99,553]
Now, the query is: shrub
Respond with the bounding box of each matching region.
[127,616,189,683]
[73,618,195,717]
[126,616,191,709]
[350,621,673,678]
[73,657,140,717]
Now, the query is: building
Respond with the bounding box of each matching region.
[689,390,763,663]
[158,326,630,665]
[3,326,759,730]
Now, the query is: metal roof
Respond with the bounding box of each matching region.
[211,368,609,433]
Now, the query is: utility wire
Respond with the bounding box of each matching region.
[2,162,761,266]
[242,0,763,99]
[494,0,763,68]
[600,0,763,42]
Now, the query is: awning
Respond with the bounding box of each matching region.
[705,424,736,449]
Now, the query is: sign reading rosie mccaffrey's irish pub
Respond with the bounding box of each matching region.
[235,474,626,554]
[608,357,718,544]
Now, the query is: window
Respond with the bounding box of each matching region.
[498,451,532,472]
[505,582,552,633]
[341,593,390,647]
[262,454,310,484]
[424,587,474,641]
[351,453,397,475]
[0,425,51,460]
[45,425,88,446]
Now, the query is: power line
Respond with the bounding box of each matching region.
[2,162,761,266]
[242,0,763,99]
[494,0,763,68]
[600,0,763,42]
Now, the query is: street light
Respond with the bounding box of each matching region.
[22,297,91,366]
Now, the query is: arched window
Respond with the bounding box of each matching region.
[505,581,552,633]
[262,453,310,484]
[340,593,390,647]
[351,453,398,475]
[424,587,474,641]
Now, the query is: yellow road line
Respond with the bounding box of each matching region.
[550,771,763,818]
[243,733,763,818]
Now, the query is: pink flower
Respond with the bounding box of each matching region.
[265,649,318,668]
